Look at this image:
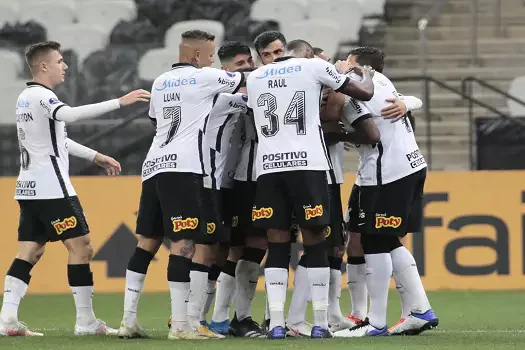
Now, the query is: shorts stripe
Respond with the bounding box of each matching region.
[376,141,384,186]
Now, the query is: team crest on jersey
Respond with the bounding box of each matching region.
[206,222,216,234]
[172,217,199,232]
[375,215,402,229]
[52,216,77,235]
[252,207,273,221]
[304,205,323,220]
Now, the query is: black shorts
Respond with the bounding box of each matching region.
[136,172,208,243]
[221,187,235,228]
[204,188,228,243]
[326,184,346,247]
[18,196,89,242]
[346,168,426,237]
[253,170,330,230]
[230,180,266,246]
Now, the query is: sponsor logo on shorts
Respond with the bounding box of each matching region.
[231,216,239,227]
[304,205,323,220]
[325,226,331,238]
[375,215,402,229]
[52,216,77,235]
[172,217,199,232]
[252,207,273,221]
[207,222,216,234]
[262,152,308,170]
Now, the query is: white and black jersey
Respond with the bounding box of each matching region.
[326,142,345,185]
[234,113,258,182]
[221,116,244,189]
[15,82,74,199]
[343,72,426,186]
[203,93,248,190]
[142,63,244,181]
[247,57,349,177]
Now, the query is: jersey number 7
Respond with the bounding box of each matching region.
[161,106,182,148]
[257,91,306,138]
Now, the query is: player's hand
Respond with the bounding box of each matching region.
[93,153,121,176]
[322,121,344,134]
[118,89,151,106]
[334,60,352,74]
[381,97,407,122]
[361,65,375,79]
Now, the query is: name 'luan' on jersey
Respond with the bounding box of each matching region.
[342,72,426,186]
[246,57,350,177]
[142,63,244,181]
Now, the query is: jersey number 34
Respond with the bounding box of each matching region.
[257,92,305,138]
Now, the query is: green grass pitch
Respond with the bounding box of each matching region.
[1,291,524,349]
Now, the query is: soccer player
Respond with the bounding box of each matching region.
[117,30,245,340]
[331,47,438,337]
[247,39,374,339]
[0,41,149,337]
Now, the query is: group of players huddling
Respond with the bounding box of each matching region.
[1,27,439,340]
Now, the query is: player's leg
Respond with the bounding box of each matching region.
[389,234,411,332]
[119,177,163,338]
[285,251,312,337]
[291,171,332,339]
[0,201,45,336]
[253,173,290,339]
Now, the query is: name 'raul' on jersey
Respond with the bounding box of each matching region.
[246,57,349,177]
[343,72,426,186]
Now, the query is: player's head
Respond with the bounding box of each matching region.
[218,41,255,72]
[313,47,330,62]
[253,31,286,65]
[179,30,216,68]
[284,40,314,59]
[25,41,68,87]
[347,46,384,73]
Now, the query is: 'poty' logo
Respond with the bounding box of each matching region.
[207,222,216,234]
[304,205,323,220]
[172,217,199,232]
[375,216,402,229]
[52,216,77,235]
[252,207,273,221]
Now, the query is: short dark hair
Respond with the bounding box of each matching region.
[25,41,61,69]
[218,41,251,62]
[253,31,286,53]
[313,47,324,56]
[349,46,385,73]
[181,30,215,41]
[286,39,314,58]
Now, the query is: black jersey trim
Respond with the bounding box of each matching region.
[198,130,206,176]
[50,156,69,198]
[210,148,217,190]
[172,62,196,69]
[52,104,66,120]
[325,144,337,185]
[215,114,234,152]
[232,72,245,95]
[49,119,59,157]
[335,76,350,93]
[26,82,53,90]
[351,114,372,128]
[247,139,256,181]
[376,141,384,186]
[318,125,332,168]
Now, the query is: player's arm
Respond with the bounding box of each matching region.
[320,88,348,122]
[67,138,121,175]
[50,90,150,123]
[329,98,380,145]
[203,67,246,95]
[381,95,423,122]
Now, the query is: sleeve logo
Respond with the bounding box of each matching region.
[375,216,402,229]
[252,207,274,221]
[49,98,60,105]
[52,216,77,235]
[172,217,199,232]
[304,204,323,220]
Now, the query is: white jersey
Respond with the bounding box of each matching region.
[234,113,258,182]
[203,93,248,189]
[14,82,76,200]
[142,63,244,181]
[247,57,349,177]
[221,117,244,188]
[342,72,426,186]
[326,142,344,185]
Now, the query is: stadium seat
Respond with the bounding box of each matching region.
[76,0,137,33]
[507,76,525,117]
[357,0,386,17]
[0,3,19,28]
[307,0,362,43]
[250,0,307,34]
[19,1,76,31]
[164,20,225,48]
[283,19,341,58]
[0,80,29,124]
[138,47,179,81]
[0,50,24,81]
[50,24,108,68]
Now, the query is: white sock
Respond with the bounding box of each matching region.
[187,270,209,328]
[286,265,309,325]
[169,281,190,330]
[211,272,235,322]
[264,286,270,320]
[265,268,287,330]
[71,286,96,327]
[0,276,28,323]
[390,246,431,314]
[123,270,146,325]
[308,267,330,329]
[234,260,259,321]
[346,263,368,320]
[393,275,411,319]
[328,268,345,323]
[364,253,392,329]
[200,280,216,322]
